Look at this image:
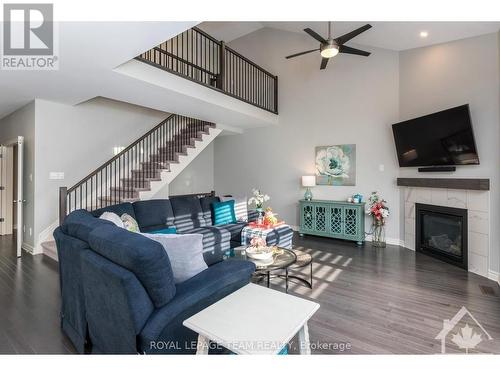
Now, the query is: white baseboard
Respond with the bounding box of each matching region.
[293,227,404,247]
[365,235,404,247]
[488,270,500,286]
[35,220,58,254]
[22,242,34,254]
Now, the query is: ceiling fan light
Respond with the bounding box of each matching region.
[320,45,339,58]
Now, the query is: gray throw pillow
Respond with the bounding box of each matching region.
[141,233,207,284]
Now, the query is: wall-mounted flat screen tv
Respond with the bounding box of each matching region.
[392,104,480,167]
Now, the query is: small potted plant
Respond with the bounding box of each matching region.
[366,191,389,248]
[248,189,270,224]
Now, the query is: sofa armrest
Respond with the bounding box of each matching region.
[81,250,154,354]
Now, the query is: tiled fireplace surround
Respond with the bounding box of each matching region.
[402,186,490,278]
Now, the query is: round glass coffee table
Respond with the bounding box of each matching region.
[230,246,297,293]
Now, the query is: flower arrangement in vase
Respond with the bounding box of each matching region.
[263,207,279,227]
[248,189,270,224]
[366,191,389,248]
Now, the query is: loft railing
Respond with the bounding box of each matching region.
[136,27,278,114]
[59,114,214,224]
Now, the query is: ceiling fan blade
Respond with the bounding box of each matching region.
[320,58,329,70]
[285,48,320,59]
[304,28,327,44]
[339,45,371,56]
[334,24,372,45]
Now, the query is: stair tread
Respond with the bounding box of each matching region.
[121,177,161,182]
[111,186,150,191]
[99,196,138,203]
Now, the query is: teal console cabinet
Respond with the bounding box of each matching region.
[299,199,365,245]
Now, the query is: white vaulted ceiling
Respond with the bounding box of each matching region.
[199,21,500,51]
[1,21,499,122]
[0,21,197,119]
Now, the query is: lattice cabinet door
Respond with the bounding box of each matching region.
[313,204,328,234]
[343,206,362,240]
[301,202,314,232]
[300,200,365,244]
[329,205,344,236]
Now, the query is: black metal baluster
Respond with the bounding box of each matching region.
[89,176,92,210]
[99,170,102,209]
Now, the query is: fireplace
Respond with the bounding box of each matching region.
[415,203,468,270]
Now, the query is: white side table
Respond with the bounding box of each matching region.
[183,283,320,355]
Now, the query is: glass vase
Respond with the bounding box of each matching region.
[256,208,264,225]
[372,220,386,248]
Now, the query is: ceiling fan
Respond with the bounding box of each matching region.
[285,22,372,70]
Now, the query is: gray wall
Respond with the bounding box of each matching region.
[214,28,401,241]
[399,32,500,273]
[34,98,168,249]
[168,142,215,195]
[0,102,36,249]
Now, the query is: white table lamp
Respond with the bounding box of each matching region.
[301,176,316,201]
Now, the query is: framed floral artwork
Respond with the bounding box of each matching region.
[315,144,356,186]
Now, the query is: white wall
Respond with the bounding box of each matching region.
[33,98,168,251]
[399,32,500,273]
[0,102,36,249]
[168,142,215,195]
[214,28,401,241]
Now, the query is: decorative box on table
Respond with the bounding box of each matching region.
[241,222,293,250]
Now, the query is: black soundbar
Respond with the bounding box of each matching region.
[418,166,456,172]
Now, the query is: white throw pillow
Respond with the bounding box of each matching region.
[141,233,207,284]
[221,195,248,222]
[99,212,125,228]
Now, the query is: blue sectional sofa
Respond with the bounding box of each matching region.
[53,195,264,354]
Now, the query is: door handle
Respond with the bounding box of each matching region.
[13,200,25,203]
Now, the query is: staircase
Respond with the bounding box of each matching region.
[96,122,216,205]
[41,114,220,260]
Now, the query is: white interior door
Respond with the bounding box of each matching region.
[16,137,23,257]
[0,138,21,257]
[0,145,13,236]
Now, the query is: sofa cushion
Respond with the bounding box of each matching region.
[212,200,237,225]
[199,196,220,225]
[88,225,176,308]
[170,196,206,231]
[62,209,115,243]
[92,203,136,220]
[138,259,255,351]
[180,226,230,266]
[216,222,247,244]
[132,199,175,232]
[141,233,207,284]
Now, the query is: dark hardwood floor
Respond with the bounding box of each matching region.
[282,234,500,354]
[0,233,499,354]
[0,235,75,353]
